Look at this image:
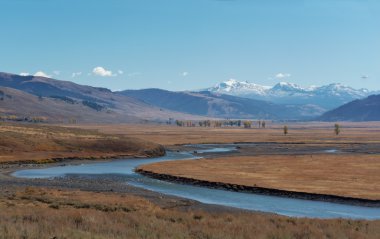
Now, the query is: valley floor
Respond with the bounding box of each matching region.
[1,122,380,238]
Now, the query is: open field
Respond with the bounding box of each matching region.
[138,154,380,201]
[0,123,164,164]
[64,122,380,201]
[1,122,380,238]
[1,186,380,239]
[69,122,380,146]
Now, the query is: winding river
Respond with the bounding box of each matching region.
[12,145,380,220]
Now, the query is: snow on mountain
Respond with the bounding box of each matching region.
[207,79,375,109]
[314,83,370,98]
[209,79,270,96]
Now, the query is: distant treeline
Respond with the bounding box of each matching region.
[0,115,48,123]
[170,119,267,128]
[82,100,105,111]
[47,95,105,112]
[49,95,76,104]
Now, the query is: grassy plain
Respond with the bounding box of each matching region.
[68,122,380,200]
[0,123,164,164]
[1,122,380,238]
[70,121,380,145]
[139,154,380,200]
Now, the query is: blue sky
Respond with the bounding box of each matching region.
[1,0,379,91]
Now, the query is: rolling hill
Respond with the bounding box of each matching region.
[319,95,380,121]
[0,72,204,123]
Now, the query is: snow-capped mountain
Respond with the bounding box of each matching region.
[207,79,375,110]
[210,79,270,96]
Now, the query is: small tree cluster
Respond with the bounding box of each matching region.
[176,120,196,127]
[243,121,252,128]
[198,120,211,127]
[257,120,266,128]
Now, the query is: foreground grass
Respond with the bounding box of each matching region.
[0,123,164,164]
[0,187,379,239]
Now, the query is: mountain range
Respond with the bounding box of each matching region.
[207,79,375,110]
[1,72,379,122]
[120,89,325,120]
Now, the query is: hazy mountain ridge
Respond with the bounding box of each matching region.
[120,88,325,120]
[2,72,378,122]
[319,94,380,121]
[207,79,375,109]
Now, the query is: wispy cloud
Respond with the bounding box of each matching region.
[275,73,291,79]
[182,71,189,77]
[53,70,60,76]
[71,72,82,78]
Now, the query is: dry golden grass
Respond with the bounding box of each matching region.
[0,123,164,164]
[68,122,380,145]
[139,154,380,200]
[0,123,380,238]
[53,122,380,200]
[0,187,379,239]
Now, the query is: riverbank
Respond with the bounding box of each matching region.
[136,153,380,207]
[136,168,380,207]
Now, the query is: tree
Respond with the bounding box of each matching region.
[175,120,183,127]
[243,121,252,128]
[283,125,288,135]
[334,123,341,135]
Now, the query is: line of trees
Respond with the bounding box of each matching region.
[172,119,268,128]
[0,115,48,123]
[171,119,342,136]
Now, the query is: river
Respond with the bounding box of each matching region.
[12,145,380,220]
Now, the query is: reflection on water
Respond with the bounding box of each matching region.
[12,145,380,220]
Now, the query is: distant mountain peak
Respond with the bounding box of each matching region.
[272,82,305,92]
[209,79,270,95]
[206,79,377,109]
